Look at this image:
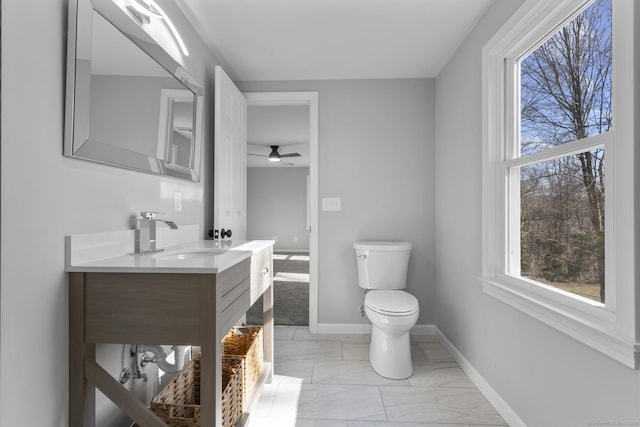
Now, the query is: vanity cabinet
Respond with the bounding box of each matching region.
[68,244,274,427]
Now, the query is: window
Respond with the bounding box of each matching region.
[513,0,611,305]
[481,0,638,368]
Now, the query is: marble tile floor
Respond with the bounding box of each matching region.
[247,327,507,427]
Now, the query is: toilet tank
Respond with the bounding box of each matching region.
[353,241,411,290]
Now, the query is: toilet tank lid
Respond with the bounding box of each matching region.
[353,241,412,251]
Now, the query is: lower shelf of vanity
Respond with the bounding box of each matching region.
[131,361,273,427]
[238,362,272,426]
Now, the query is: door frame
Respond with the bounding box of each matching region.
[243,91,319,333]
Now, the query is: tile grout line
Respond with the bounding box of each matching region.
[377,384,390,423]
[264,327,506,426]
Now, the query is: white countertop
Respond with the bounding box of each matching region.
[65,225,274,274]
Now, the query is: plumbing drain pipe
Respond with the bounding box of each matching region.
[141,344,188,374]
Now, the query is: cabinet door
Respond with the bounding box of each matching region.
[214,66,247,240]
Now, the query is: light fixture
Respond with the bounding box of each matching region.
[126,0,162,24]
[124,0,189,56]
[268,146,281,162]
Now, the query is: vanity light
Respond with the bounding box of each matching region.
[124,0,190,56]
[126,0,162,22]
[158,7,190,57]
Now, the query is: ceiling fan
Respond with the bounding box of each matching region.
[248,145,301,162]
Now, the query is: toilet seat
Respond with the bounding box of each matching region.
[365,290,418,316]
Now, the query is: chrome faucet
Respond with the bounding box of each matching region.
[135,211,178,254]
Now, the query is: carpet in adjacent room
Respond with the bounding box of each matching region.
[246,252,309,326]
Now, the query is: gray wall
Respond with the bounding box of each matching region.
[1,0,221,425]
[434,0,640,425]
[5,0,633,424]
[239,79,436,326]
[90,75,182,157]
[247,167,310,251]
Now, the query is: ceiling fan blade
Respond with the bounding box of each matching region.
[248,146,302,162]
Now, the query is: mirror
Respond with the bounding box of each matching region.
[65,0,204,181]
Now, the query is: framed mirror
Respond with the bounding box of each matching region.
[64,0,204,181]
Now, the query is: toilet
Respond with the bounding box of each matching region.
[354,241,419,379]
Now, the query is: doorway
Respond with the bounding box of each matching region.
[243,92,319,332]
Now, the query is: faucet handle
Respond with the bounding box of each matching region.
[140,211,161,219]
[163,220,179,230]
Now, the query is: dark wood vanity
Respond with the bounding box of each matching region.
[68,245,273,427]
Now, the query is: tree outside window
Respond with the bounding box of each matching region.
[516,0,611,303]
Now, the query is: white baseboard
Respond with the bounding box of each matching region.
[315,323,435,335]
[434,327,527,427]
[411,324,436,335]
[316,323,372,334]
[274,248,309,254]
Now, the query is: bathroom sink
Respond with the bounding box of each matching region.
[152,248,228,260]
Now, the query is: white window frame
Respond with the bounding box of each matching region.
[480,0,639,369]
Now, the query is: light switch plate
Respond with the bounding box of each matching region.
[322,197,341,211]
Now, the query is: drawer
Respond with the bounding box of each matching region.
[250,247,272,305]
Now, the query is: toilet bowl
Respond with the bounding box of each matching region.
[365,289,419,379]
[353,241,419,380]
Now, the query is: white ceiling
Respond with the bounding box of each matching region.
[174,0,494,168]
[175,0,494,81]
[247,105,310,167]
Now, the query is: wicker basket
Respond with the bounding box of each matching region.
[149,353,243,427]
[222,326,263,405]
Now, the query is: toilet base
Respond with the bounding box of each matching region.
[369,325,413,379]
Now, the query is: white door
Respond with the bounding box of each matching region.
[214,66,247,240]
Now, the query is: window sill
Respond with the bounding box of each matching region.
[479,275,639,369]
